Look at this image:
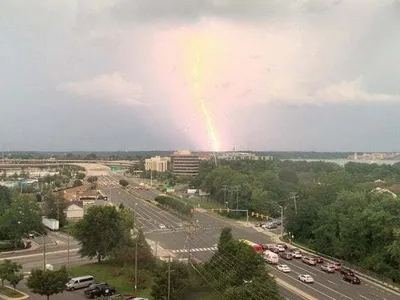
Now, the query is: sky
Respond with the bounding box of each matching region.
[1,0,400,152]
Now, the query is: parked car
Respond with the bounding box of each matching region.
[343,274,361,284]
[279,252,293,260]
[84,283,116,298]
[158,224,166,230]
[321,264,335,273]
[298,274,314,283]
[277,264,291,273]
[340,267,355,276]
[302,256,317,266]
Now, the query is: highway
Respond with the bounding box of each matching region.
[97,175,400,300]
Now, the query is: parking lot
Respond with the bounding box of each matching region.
[16,279,87,299]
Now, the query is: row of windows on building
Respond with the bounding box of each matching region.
[144,150,200,176]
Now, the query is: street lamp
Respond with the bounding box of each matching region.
[31,230,46,271]
[278,206,284,238]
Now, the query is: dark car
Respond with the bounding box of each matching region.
[314,256,324,263]
[269,247,280,254]
[340,267,355,276]
[279,252,293,260]
[343,274,361,284]
[84,284,116,298]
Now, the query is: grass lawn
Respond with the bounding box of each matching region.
[0,286,25,298]
[68,263,153,299]
[59,221,78,235]
[184,196,224,209]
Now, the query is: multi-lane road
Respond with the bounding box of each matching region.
[98,174,400,300]
[2,174,399,300]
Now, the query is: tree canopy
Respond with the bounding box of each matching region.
[192,158,400,282]
[73,205,133,262]
[27,266,69,300]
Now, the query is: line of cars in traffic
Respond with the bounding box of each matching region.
[65,275,148,299]
[263,243,362,285]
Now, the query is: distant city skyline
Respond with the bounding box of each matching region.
[1,1,400,152]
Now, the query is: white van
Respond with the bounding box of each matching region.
[65,275,94,291]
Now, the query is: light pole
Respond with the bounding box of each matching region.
[32,230,46,271]
[279,206,284,238]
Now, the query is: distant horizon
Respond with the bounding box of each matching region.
[0,150,399,154]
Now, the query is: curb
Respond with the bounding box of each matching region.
[0,241,40,256]
[0,286,29,300]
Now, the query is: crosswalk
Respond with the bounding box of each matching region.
[172,246,218,253]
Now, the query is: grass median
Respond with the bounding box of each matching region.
[68,262,152,298]
[0,286,25,298]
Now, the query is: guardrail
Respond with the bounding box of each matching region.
[282,237,400,293]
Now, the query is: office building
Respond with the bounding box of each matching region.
[144,156,170,172]
[171,150,199,176]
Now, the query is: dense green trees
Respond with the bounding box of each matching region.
[155,195,194,216]
[197,228,282,299]
[27,266,69,300]
[74,205,133,262]
[0,191,44,247]
[193,159,400,282]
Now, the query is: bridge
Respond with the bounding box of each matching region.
[0,159,139,169]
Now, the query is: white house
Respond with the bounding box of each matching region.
[64,201,84,220]
[370,187,397,199]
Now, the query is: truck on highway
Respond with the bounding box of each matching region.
[263,250,279,264]
[42,217,59,231]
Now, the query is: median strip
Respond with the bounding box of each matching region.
[0,248,80,261]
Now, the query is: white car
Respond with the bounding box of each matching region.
[277,264,291,273]
[277,245,286,252]
[293,251,302,258]
[299,274,314,283]
[159,224,166,229]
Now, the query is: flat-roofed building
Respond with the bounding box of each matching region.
[144,156,170,172]
[171,150,199,176]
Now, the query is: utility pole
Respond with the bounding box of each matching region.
[67,227,70,267]
[222,185,228,206]
[167,256,171,300]
[279,205,284,238]
[134,238,138,291]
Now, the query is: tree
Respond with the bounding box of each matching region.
[0,260,22,287]
[73,179,83,187]
[87,176,98,183]
[151,260,191,300]
[27,266,69,300]
[119,179,129,187]
[43,192,67,227]
[203,227,282,298]
[0,185,12,214]
[0,196,44,247]
[6,273,24,290]
[74,206,129,262]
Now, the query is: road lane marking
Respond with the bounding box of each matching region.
[327,280,337,285]
[275,277,317,300]
[359,295,371,300]
[171,247,217,254]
